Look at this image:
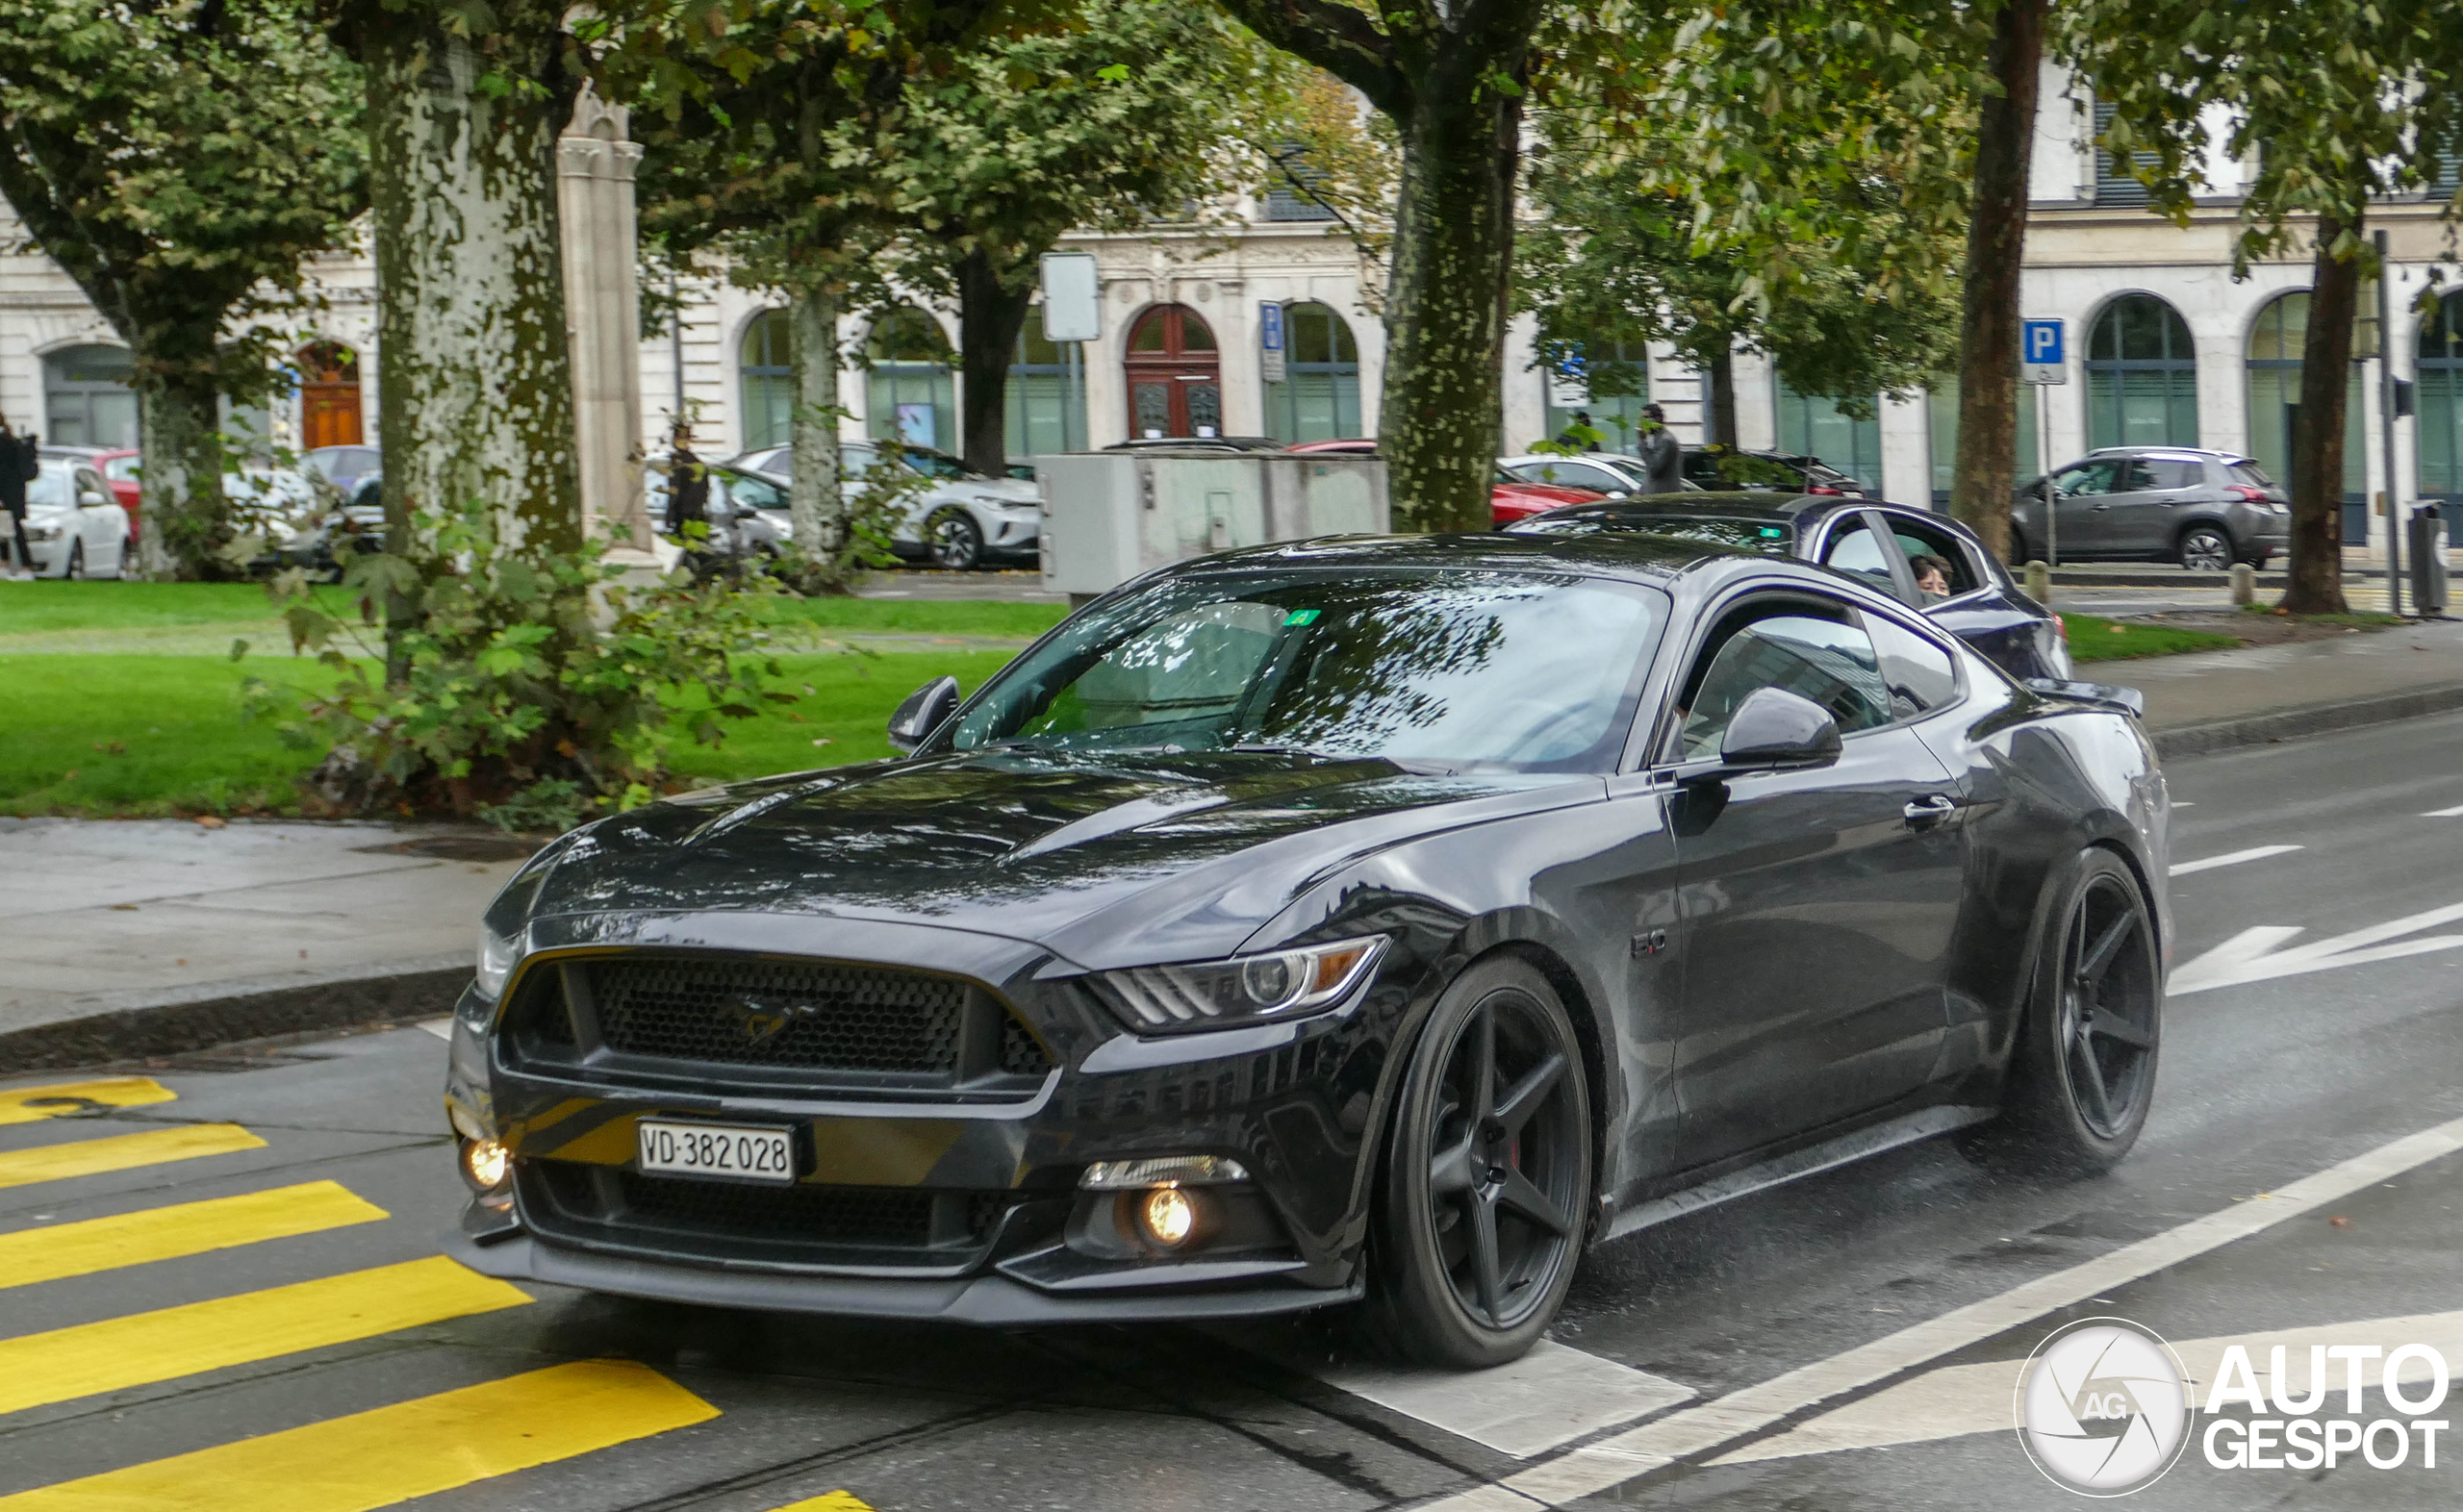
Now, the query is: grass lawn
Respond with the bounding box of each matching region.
[2062,613,2244,663]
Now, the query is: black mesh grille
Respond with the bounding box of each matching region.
[589,957,967,1073]
[999,1014,1048,1074]
[616,1171,937,1246]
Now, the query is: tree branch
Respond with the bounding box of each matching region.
[1212,0,1409,115]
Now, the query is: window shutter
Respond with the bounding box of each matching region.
[2093,100,2153,208]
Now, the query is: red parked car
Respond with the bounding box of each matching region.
[1490,468,1604,525]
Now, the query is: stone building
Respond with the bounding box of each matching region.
[9,63,2458,556]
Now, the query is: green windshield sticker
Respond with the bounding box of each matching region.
[1758,526,1788,540]
[1283,608,1322,626]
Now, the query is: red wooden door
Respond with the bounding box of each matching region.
[1122,305,1221,439]
[297,342,364,449]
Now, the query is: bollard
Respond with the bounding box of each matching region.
[2023,560,2051,603]
[2229,562,2255,607]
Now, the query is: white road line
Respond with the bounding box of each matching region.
[1307,1341,1691,1459]
[417,1019,454,1042]
[2171,844,2302,876]
[2425,803,2463,818]
[2169,899,2463,995]
[1416,1111,2463,1509]
[1712,1309,2463,1465]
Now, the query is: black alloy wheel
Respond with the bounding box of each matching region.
[2178,525,2232,572]
[925,508,984,570]
[1369,956,1591,1367]
[1994,849,2161,1172]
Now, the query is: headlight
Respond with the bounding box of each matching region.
[475,920,522,998]
[25,522,62,542]
[1089,936,1387,1032]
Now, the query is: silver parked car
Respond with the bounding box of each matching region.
[2013,446,2291,569]
[731,441,1041,570]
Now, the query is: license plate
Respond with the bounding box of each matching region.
[634,1120,799,1184]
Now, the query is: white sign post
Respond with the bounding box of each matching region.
[1038,253,1102,343]
[1259,301,1286,385]
[2021,318,2066,571]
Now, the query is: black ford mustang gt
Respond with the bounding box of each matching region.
[444,533,2171,1368]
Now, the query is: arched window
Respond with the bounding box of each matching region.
[41,344,138,449]
[2086,294,2198,449]
[2245,292,2364,520]
[1774,378,1883,494]
[2419,290,2463,505]
[1006,308,1087,457]
[739,310,794,451]
[296,341,364,450]
[867,306,955,450]
[1541,338,1649,455]
[1123,304,1221,439]
[1263,301,1360,442]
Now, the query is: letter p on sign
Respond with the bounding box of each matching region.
[2022,318,2066,385]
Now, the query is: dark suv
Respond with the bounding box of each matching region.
[2012,447,2290,569]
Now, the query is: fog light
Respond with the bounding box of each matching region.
[1137,1185,1199,1247]
[459,1137,511,1193]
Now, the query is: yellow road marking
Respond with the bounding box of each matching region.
[771,1496,878,1511]
[0,1255,529,1415]
[0,1078,176,1127]
[0,1181,388,1290]
[0,1124,265,1191]
[0,1358,717,1512]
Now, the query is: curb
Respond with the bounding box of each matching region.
[0,956,470,1073]
[2150,680,2463,760]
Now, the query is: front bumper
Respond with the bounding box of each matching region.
[444,913,1406,1324]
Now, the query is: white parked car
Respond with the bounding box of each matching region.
[16,458,131,578]
[731,441,1041,570]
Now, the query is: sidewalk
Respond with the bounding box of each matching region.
[6,617,2460,1070]
[0,819,527,1070]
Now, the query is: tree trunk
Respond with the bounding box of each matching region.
[133,370,230,581]
[2284,212,2361,614]
[1707,345,1738,449]
[1947,0,2044,560]
[789,283,842,552]
[1379,74,1527,533]
[957,249,1034,478]
[361,9,580,677]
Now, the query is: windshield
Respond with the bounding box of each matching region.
[940,568,1666,772]
[1513,513,1792,553]
[28,462,72,509]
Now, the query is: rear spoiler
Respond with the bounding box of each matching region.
[2023,678,2146,718]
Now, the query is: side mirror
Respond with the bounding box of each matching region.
[1716,687,1842,769]
[887,674,960,752]
[78,490,107,507]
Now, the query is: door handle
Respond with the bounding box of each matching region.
[1903,794,1958,827]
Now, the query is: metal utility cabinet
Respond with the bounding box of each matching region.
[1036,450,1390,603]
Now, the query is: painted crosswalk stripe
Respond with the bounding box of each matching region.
[2425,803,2463,818]
[770,1496,878,1512]
[0,1181,388,1291]
[0,1358,716,1512]
[0,1254,528,1415]
[0,1124,265,1191]
[2171,844,2302,876]
[0,1077,176,1127]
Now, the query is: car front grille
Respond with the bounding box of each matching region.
[503,951,1053,1087]
[521,1159,1011,1268]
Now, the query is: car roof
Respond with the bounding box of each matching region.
[1516,491,1825,523]
[2083,446,2225,462]
[1169,529,1779,582]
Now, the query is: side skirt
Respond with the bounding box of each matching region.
[1598,1104,1997,1245]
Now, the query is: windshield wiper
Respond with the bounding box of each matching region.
[1228,742,1363,762]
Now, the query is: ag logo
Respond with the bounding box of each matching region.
[2015,1318,2193,1496]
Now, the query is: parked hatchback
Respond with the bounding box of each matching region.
[2013,447,2289,569]
[733,441,1041,569]
[1507,491,2076,683]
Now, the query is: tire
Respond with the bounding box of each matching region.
[2177,525,2232,572]
[924,508,984,570]
[63,540,85,580]
[2246,547,2272,569]
[1362,956,1592,1368]
[1989,850,2161,1173]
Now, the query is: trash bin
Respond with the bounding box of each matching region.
[2410,506,2449,616]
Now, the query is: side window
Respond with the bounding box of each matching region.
[2141,459,2197,490]
[2056,462,2118,497]
[728,470,786,511]
[1674,608,1893,760]
[1885,517,1980,598]
[1820,520,1900,595]
[1865,614,1960,719]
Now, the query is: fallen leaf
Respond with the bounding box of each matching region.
[811,737,835,746]
[194,815,227,829]
[110,903,140,912]
[2329,1215,2351,1228]
[63,769,78,781]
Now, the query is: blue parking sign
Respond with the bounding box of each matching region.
[2021,318,2066,384]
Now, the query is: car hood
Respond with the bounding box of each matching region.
[964,477,1041,505]
[526,750,1601,970]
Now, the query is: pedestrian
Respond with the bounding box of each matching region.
[666,428,708,542]
[1638,402,1683,494]
[1553,409,1593,448]
[0,413,38,580]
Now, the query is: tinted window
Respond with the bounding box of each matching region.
[1510,512,1792,553]
[1865,614,1959,718]
[2227,461,2276,490]
[1885,517,1978,597]
[946,569,1666,772]
[1821,520,1899,593]
[2054,461,2121,497]
[898,446,978,480]
[726,469,787,511]
[1677,611,1892,760]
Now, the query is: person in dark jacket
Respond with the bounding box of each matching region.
[1638,403,1683,493]
[0,414,38,579]
[665,430,708,541]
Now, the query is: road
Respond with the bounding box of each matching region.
[5,712,2462,1511]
